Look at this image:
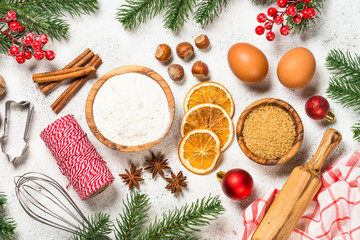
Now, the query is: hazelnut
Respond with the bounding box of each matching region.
[195,34,210,49]
[176,42,194,60]
[191,61,209,80]
[0,75,6,97]
[155,44,172,63]
[168,64,184,82]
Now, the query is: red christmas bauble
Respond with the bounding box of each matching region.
[305,95,330,120]
[218,169,253,200]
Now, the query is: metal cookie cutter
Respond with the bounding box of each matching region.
[0,101,34,164]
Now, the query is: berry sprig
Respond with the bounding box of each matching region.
[255,0,316,41]
[0,11,55,64]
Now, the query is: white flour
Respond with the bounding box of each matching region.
[93,73,171,146]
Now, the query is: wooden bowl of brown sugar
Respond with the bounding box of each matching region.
[236,98,303,165]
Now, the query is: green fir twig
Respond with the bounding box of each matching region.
[71,213,112,240]
[326,49,360,143]
[0,192,16,240]
[0,0,98,54]
[116,0,229,32]
[138,195,225,240]
[116,0,166,30]
[194,0,228,27]
[163,0,196,32]
[114,191,150,240]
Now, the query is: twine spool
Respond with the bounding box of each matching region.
[40,114,114,200]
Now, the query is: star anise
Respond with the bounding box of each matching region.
[165,171,187,198]
[119,164,144,190]
[144,151,171,179]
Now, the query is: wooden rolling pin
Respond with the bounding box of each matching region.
[252,128,342,240]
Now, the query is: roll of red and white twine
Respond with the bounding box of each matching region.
[40,114,114,200]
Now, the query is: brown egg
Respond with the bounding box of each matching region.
[227,43,268,84]
[277,47,316,90]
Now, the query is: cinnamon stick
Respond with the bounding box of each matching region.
[33,66,97,83]
[38,49,94,94]
[51,55,102,114]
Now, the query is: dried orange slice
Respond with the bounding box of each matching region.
[178,128,221,175]
[180,103,234,152]
[184,82,234,118]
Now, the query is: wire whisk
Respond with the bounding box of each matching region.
[14,172,90,234]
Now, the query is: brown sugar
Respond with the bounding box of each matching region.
[242,105,296,160]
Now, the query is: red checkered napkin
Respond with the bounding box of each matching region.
[242,151,360,240]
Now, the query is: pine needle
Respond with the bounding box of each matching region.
[0,192,16,240]
[326,49,360,143]
[71,213,112,240]
[116,0,167,30]
[352,123,360,142]
[194,0,228,27]
[163,0,196,32]
[0,0,98,53]
[138,195,225,240]
[326,76,360,112]
[114,191,150,240]
[326,49,360,79]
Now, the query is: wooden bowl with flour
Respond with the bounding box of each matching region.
[85,65,175,152]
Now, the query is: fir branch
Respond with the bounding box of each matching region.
[352,123,360,142]
[0,192,16,240]
[163,0,196,32]
[71,213,112,240]
[0,0,98,18]
[326,76,360,112]
[194,0,227,27]
[326,49,360,79]
[114,191,150,240]
[116,0,166,30]
[0,0,98,49]
[138,195,224,240]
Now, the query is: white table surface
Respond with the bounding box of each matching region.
[1,0,359,239]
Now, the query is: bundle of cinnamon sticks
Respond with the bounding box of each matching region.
[33,49,102,114]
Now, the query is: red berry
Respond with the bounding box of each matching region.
[303,0,312,2]
[16,54,25,64]
[32,41,42,50]
[257,13,267,23]
[277,0,288,8]
[9,46,20,56]
[8,21,20,32]
[34,50,45,60]
[308,8,316,18]
[6,11,16,20]
[38,34,48,45]
[293,14,302,24]
[17,25,25,33]
[255,26,265,35]
[286,6,297,16]
[302,8,310,19]
[274,15,284,25]
[267,7,278,17]
[264,21,273,30]
[24,51,32,59]
[266,31,275,41]
[45,50,56,60]
[280,25,290,36]
[23,36,33,46]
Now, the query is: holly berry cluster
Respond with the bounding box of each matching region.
[0,11,55,64]
[255,0,316,41]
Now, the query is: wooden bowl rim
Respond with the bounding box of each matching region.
[236,98,304,166]
[85,65,175,152]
